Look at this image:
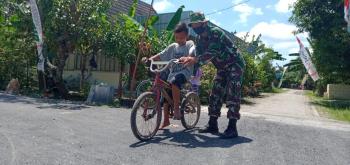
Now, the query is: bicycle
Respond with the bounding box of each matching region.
[136,79,153,97]
[135,63,169,97]
[136,69,194,97]
[130,59,201,141]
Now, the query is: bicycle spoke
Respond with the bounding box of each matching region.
[135,96,159,138]
[181,93,200,129]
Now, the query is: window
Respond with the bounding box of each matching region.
[64,53,120,72]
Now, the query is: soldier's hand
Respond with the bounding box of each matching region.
[179,57,188,64]
[180,57,197,66]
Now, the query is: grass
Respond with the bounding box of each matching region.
[305,91,350,122]
[270,87,288,93]
[263,87,288,94]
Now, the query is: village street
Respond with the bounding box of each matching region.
[0,90,349,165]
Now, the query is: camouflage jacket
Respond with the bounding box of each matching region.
[195,26,245,70]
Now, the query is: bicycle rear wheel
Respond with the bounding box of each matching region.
[180,92,201,129]
[131,92,162,141]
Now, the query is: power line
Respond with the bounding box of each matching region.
[205,0,251,16]
[179,0,251,21]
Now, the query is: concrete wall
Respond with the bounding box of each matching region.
[326,84,350,100]
[63,71,121,88]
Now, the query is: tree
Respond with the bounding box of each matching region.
[284,53,306,83]
[236,33,285,91]
[40,0,112,92]
[255,48,285,90]
[290,0,350,93]
[0,0,37,90]
[103,20,140,98]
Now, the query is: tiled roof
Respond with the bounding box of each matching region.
[109,0,157,17]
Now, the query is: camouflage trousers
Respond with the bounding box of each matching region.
[208,65,243,119]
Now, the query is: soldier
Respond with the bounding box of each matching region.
[180,12,245,139]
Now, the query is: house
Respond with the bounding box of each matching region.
[137,11,248,50]
[109,0,157,17]
[63,1,249,89]
[63,0,157,88]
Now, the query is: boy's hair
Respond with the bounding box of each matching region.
[174,22,189,34]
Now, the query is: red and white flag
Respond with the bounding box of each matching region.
[29,0,45,72]
[345,0,350,32]
[296,37,320,81]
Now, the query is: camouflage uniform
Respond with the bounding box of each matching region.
[195,25,245,119]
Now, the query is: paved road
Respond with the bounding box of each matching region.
[0,90,349,165]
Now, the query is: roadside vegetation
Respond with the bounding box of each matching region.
[306,91,350,122]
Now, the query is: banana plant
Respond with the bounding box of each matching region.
[121,1,185,92]
[283,53,306,82]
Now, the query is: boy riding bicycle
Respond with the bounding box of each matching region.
[143,22,196,128]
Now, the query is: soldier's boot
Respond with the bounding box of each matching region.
[198,116,219,134]
[220,119,238,139]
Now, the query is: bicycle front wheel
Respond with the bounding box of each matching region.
[136,80,153,97]
[130,92,162,141]
[180,92,201,129]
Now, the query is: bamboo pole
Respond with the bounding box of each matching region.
[130,0,155,92]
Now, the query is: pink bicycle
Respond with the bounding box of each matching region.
[130,59,201,141]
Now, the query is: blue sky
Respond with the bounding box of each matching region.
[142,0,309,65]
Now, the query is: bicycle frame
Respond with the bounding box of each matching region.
[140,59,183,119]
[151,72,174,112]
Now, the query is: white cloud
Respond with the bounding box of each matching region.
[270,19,278,24]
[288,47,299,54]
[153,0,174,13]
[273,41,298,49]
[233,3,264,23]
[275,0,297,13]
[233,0,245,3]
[255,8,263,15]
[249,21,297,40]
[266,5,272,9]
[237,21,310,63]
[234,4,254,23]
[236,31,249,40]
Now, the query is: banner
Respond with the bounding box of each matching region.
[346,0,350,32]
[29,0,45,71]
[278,66,288,88]
[296,37,320,81]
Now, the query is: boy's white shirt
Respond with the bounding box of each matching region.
[158,40,196,82]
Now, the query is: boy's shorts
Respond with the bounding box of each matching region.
[169,74,187,88]
[162,74,187,105]
[160,69,170,82]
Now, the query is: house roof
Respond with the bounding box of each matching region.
[109,0,157,17]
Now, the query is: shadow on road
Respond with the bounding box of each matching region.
[0,93,89,111]
[129,129,253,148]
[241,99,256,105]
[37,104,88,110]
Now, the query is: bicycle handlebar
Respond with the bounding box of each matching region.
[149,59,180,73]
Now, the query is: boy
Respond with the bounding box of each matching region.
[146,22,196,128]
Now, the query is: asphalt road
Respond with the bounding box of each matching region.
[0,90,349,165]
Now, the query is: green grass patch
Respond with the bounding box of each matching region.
[264,87,288,93]
[305,91,350,122]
